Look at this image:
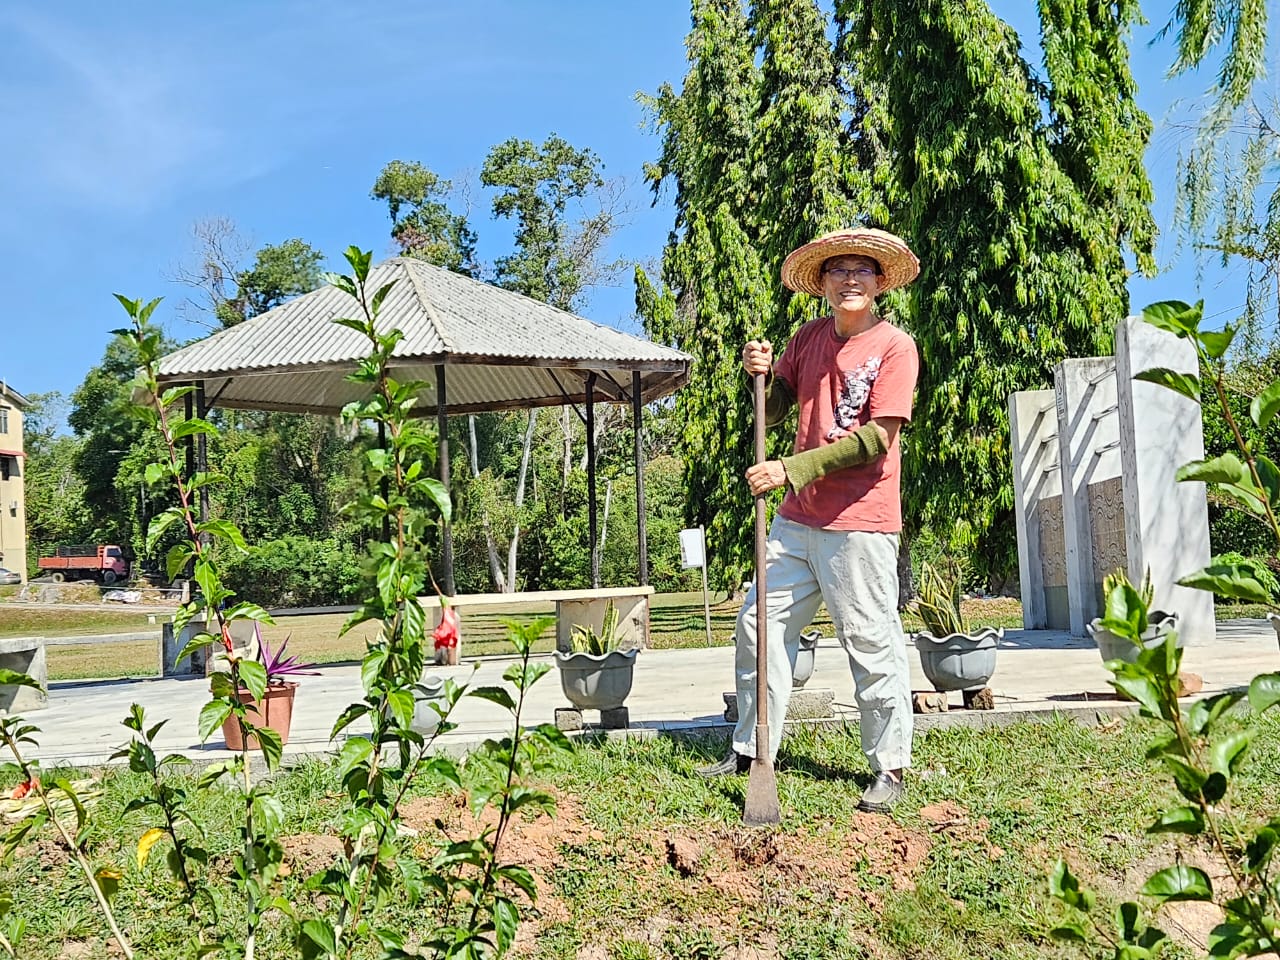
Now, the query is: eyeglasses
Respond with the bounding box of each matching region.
[824,266,877,281]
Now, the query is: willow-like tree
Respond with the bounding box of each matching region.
[843,0,1154,583]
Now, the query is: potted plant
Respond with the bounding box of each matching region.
[794,628,822,689]
[221,630,319,751]
[553,602,639,712]
[912,559,1001,692]
[1086,568,1178,665]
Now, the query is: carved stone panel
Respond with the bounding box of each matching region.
[1037,495,1070,630]
[1088,476,1127,613]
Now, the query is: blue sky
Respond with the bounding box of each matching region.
[0,1,1242,406]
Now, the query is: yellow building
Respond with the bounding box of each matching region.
[0,382,28,581]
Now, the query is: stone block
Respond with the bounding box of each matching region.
[554,707,584,732]
[599,706,629,729]
[912,691,948,714]
[1009,389,1067,629]
[962,687,995,710]
[0,639,47,711]
[722,689,835,723]
[1115,317,1215,644]
[1053,357,1123,636]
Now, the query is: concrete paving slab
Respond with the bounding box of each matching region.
[12,620,1279,769]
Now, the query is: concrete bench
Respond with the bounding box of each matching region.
[0,638,48,711]
[427,586,656,656]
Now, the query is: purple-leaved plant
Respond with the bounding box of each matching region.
[256,627,320,685]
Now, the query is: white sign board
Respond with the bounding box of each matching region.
[678,527,705,569]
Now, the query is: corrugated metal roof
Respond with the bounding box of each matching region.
[155,257,690,415]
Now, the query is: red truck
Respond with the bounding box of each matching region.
[37,545,130,585]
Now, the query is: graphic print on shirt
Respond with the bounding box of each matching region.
[827,357,882,439]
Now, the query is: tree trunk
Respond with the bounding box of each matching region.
[469,414,507,592]
[505,409,538,591]
[598,478,612,557]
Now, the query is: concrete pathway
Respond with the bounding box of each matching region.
[18,620,1280,768]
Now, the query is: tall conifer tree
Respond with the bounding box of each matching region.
[844,0,1153,582]
[638,0,863,588]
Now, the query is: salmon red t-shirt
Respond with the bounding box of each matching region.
[772,315,918,532]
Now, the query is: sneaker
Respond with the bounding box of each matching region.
[857,772,904,814]
[696,749,753,778]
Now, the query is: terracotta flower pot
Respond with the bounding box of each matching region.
[222,682,298,751]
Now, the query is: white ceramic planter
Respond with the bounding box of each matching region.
[553,648,639,710]
[914,627,1002,692]
[1086,611,1179,665]
[411,675,446,737]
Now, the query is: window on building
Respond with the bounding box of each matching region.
[0,458,9,482]
[0,407,8,434]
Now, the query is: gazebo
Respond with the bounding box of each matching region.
[153,256,693,593]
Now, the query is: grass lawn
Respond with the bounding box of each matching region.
[1,708,1268,958]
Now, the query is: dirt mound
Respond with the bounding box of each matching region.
[396,785,945,954]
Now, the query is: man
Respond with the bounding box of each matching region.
[698,227,920,815]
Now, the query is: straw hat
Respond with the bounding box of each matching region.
[781,227,920,296]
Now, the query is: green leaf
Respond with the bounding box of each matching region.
[1176,453,1251,485]
[1141,865,1212,903]
[170,418,217,441]
[1244,826,1277,874]
[1142,299,1202,337]
[330,703,371,738]
[299,919,337,955]
[1178,563,1273,604]
[197,701,233,742]
[469,686,517,712]
[1134,367,1201,402]
[1049,859,1094,911]
[255,725,283,770]
[493,896,519,952]
[386,689,415,730]
[336,738,374,781]
[1149,805,1205,834]
[194,519,248,552]
[0,671,40,691]
[143,462,168,485]
[1199,326,1236,358]
[234,658,264,699]
[1248,673,1280,713]
[1210,730,1251,776]
[1116,900,1140,940]
[1250,380,1280,429]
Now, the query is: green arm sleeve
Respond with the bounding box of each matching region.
[780,422,890,491]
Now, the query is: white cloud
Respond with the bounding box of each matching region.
[0,8,276,213]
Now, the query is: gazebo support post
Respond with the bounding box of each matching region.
[378,421,390,543]
[586,373,599,588]
[436,364,455,597]
[195,383,209,537]
[632,371,648,586]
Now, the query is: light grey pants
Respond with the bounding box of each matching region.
[732,516,913,772]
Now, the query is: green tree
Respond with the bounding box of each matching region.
[68,338,152,544]
[370,159,478,274]
[481,134,614,311]
[215,238,323,328]
[20,392,91,568]
[844,0,1154,584]
[637,0,772,591]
